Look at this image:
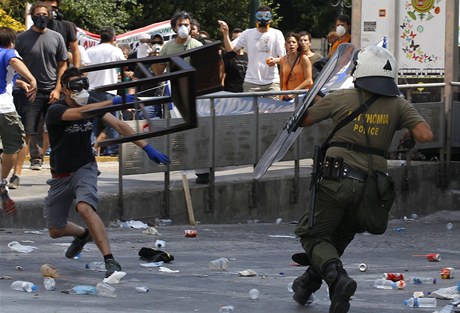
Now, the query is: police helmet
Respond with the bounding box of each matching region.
[352,46,400,96]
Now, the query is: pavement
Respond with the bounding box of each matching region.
[1,214,460,313]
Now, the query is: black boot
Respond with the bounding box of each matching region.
[292,266,323,306]
[322,259,357,313]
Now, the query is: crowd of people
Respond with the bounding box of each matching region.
[1,3,434,313]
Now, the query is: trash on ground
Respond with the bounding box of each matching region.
[8,241,38,253]
[208,257,229,271]
[16,266,23,271]
[441,267,455,279]
[135,286,149,293]
[96,282,117,297]
[142,227,160,235]
[43,277,56,291]
[154,239,166,249]
[40,264,60,278]
[358,263,367,272]
[184,229,197,237]
[24,230,43,234]
[268,235,296,238]
[140,261,164,268]
[159,266,179,273]
[138,247,174,263]
[103,271,126,284]
[239,269,257,277]
[10,280,38,292]
[63,285,96,295]
[122,220,149,229]
[429,286,460,300]
[249,288,259,300]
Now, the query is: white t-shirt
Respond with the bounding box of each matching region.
[78,45,91,66]
[86,43,126,94]
[233,27,285,85]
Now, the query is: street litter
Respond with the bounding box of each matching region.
[159,266,179,273]
[138,247,174,263]
[412,253,441,262]
[268,235,296,238]
[140,261,164,268]
[239,269,257,277]
[142,227,160,235]
[40,264,60,278]
[135,286,149,293]
[103,271,126,284]
[429,286,460,300]
[8,241,38,253]
[24,230,43,234]
[123,220,149,229]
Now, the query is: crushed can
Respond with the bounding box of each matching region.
[184,229,197,237]
[426,253,441,262]
[384,273,405,282]
[440,267,455,279]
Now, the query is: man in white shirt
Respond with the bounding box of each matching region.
[86,26,126,156]
[220,6,285,93]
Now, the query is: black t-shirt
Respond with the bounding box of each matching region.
[46,100,96,174]
[47,19,77,49]
[223,51,248,92]
[133,64,163,97]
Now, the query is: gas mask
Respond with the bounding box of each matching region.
[71,89,90,106]
[336,25,347,37]
[177,25,190,39]
[255,11,272,28]
[32,15,49,30]
[65,77,90,106]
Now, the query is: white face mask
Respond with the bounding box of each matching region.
[177,25,190,39]
[336,25,346,37]
[71,89,90,106]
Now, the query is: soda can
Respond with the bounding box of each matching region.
[427,253,441,262]
[184,229,197,237]
[384,273,405,282]
[440,267,455,279]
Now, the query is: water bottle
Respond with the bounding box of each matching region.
[373,278,405,289]
[43,277,56,291]
[410,276,436,284]
[85,261,106,272]
[403,297,437,308]
[10,281,38,293]
[96,282,117,297]
[155,239,166,250]
[218,306,235,313]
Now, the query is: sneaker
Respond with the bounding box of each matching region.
[30,159,43,171]
[7,174,20,189]
[65,229,92,258]
[104,259,122,278]
[0,183,16,216]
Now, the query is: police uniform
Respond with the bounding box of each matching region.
[290,46,430,313]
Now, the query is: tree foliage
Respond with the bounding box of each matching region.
[0,0,350,39]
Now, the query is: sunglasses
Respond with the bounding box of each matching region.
[151,41,163,45]
[64,77,89,92]
[255,11,272,21]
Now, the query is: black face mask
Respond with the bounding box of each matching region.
[32,15,48,29]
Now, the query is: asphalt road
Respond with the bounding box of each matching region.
[1,212,460,313]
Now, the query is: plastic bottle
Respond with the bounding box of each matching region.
[218,306,235,313]
[96,282,117,298]
[410,276,436,284]
[208,257,229,271]
[373,278,405,289]
[85,261,106,272]
[10,281,38,293]
[403,297,437,308]
[43,277,56,291]
[249,288,259,300]
[155,239,166,250]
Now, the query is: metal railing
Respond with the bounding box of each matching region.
[118,82,449,218]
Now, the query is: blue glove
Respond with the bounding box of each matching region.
[112,94,136,105]
[143,144,170,165]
